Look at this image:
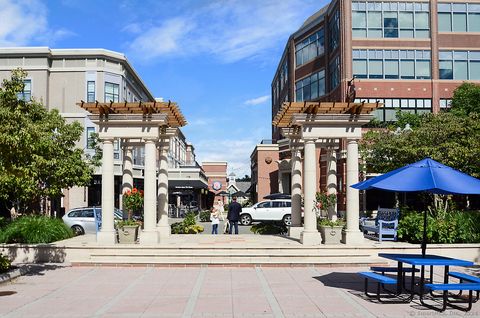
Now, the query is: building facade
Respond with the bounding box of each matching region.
[0,47,205,215]
[265,0,480,210]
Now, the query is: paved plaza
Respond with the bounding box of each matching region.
[1,265,479,318]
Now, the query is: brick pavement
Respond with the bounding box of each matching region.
[0,265,478,318]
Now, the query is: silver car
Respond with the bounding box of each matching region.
[62,207,123,235]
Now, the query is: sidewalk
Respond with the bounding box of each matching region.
[0,265,478,317]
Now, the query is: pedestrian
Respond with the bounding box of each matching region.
[210,207,220,235]
[216,199,225,221]
[227,196,242,234]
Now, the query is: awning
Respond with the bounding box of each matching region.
[168,180,208,190]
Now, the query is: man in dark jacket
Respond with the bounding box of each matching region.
[227,196,242,234]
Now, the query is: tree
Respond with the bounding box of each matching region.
[360,112,480,178]
[450,82,480,116]
[0,69,97,212]
[236,175,251,182]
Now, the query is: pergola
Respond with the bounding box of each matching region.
[79,101,187,245]
[273,101,381,245]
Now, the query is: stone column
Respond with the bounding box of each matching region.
[97,138,116,245]
[300,139,322,245]
[140,138,159,244]
[343,139,364,244]
[289,147,303,239]
[121,145,133,216]
[157,139,170,238]
[327,148,338,221]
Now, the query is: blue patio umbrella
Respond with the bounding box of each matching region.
[352,158,480,255]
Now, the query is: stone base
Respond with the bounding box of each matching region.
[139,230,159,245]
[342,230,366,245]
[156,225,171,238]
[288,226,303,239]
[300,230,322,246]
[96,230,116,245]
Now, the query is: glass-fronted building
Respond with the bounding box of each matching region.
[268,0,480,210]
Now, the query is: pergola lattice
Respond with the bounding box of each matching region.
[78,101,187,127]
[273,101,381,128]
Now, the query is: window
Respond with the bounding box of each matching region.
[257,202,271,209]
[87,81,95,102]
[295,29,324,67]
[356,98,432,122]
[329,56,340,89]
[295,70,325,102]
[272,201,283,208]
[17,79,31,101]
[352,49,431,79]
[438,3,480,32]
[86,127,95,149]
[352,1,430,38]
[439,50,480,80]
[440,99,452,109]
[104,82,119,102]
[329,10,340,51]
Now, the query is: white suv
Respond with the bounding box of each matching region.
[240,199,292,226]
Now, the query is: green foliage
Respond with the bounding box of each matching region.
[0,216,9,229]
[199,210,211,222]
[116,219,142,229]
[360,112,480,178]
[450,82,480,117]
[0,253,11,273]
[397,209,480,244]
[395,110,422,129]
[250,222,287,235]
[0,69,97,212]
[170,212,204,234]
[0,216,74,244]
[317,218,346,228]
[315,191,337,211]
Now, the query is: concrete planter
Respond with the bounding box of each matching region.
[117,225,139,244]
[319,225,343,244]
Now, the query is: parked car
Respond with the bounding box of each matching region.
[240,199,293,226]
[62,207,123,235]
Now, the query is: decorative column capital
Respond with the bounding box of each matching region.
[143,137,158,143]
[100,137,115,143]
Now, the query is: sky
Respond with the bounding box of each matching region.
[0,0,328,177]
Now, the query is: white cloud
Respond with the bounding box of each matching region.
[0,0,74,46]
[126,0,318,63]
[245,95,270,106]
[128,18,195,60]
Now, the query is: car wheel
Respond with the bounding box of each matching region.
[240,214,252,226]
[283,214,292,226]
[71,225,85,236]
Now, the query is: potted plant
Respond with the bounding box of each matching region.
[318,218,345,244]
[118,188,143,243]
[315,191,337,218]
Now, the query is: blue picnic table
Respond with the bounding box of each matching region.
[378,253,476,310]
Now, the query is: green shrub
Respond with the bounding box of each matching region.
[0,216,74,244]
[397,209,480,244]
[317,218,346,230]
[0,253,11,273]
[0,217,10,229]
[199,210,211,222]
[170,212,204,234]
[250,222,287,235]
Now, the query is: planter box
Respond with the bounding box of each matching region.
[319,225,343,244]
[117,225,139,244]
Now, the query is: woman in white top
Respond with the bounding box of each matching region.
[210,207,220,234]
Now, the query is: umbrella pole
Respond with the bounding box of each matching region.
[421,210,427,256]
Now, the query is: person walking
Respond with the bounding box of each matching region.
[210,207,220,234]
[227,196,242,234]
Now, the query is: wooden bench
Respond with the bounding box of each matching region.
[360,208,399,242]
[358,271,397,301]
[423,283,480,312]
